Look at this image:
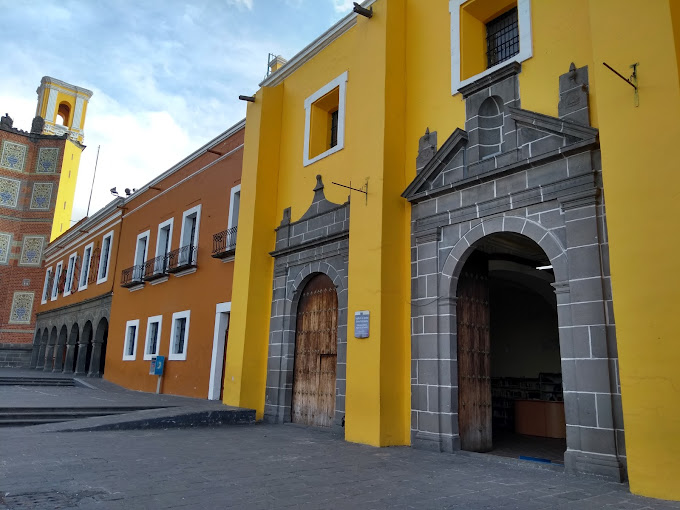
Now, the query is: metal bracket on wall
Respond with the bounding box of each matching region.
[332,179,368,205]
[603,62,639,107]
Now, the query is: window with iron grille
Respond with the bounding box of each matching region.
[486,7,519,68]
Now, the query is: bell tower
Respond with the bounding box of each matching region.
[35,76,93,144]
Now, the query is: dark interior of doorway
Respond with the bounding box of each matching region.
[462,233,566,465]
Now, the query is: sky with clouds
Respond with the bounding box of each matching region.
[0,0,355,224]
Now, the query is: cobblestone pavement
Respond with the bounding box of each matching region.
[1,423,679,510]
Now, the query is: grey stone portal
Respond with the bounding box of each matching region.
[263,176,349,430]
[403,63,624,480]
[32,293,111,378]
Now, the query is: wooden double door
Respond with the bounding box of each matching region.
[292,274,338,428]
[457,255,492,452]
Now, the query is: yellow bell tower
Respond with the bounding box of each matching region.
[35,77,93,240]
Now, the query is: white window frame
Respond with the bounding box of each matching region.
[208,302,231,400]
[78,242,94,291]
[303,71,348,167]
[41,266,53,304]
[169,310,191,361]
[143,315,163,361]
[227,185,241,230]
[155,217,174,260]
[97,230,114,285]
[63,252,77,297]
[179,205,201,249]
[123,319,140,361]
[449,0,532,94]
[51,261,63,300]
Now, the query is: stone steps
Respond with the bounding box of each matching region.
[0,377,75,386]
[0,406,168,427]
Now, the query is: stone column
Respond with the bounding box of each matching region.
[62,342,77,374]
[29,341,41,369]
[52,343,65,372]
[35,339,47,370]
[74,339,89,376]
[43,343,55,371]
[87,340,104,377]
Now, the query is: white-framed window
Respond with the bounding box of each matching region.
[133,230,150,281]
[179,205,201,266]
[123,319,140,361]
[79,242,94,291]
[303,71,348,167]
[41,266,53,304]
[51,261,63,300]
[449,0,532,94]
[97,230,114,284]
[144,315,163,360]
[169,310,191,361]
[228,185,240,231]
[63,253,77,297]
[154,218,173,273]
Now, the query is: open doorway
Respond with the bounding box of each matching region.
[458,233,565,464]
[209,302,230,401]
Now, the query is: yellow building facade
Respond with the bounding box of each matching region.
[225,0,680,500]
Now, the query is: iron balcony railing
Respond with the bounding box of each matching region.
[212,226,237,259]
[167,244,197,273]
[143,255,169,281]
[120,264,145,288]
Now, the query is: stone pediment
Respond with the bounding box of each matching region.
[403,108,598,203]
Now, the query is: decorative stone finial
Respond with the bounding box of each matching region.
[313,174,324,192]
[0,113,13,129]
[416,128,437,174]
[30,116,45,134]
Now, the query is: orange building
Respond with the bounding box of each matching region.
[104,120,244,399]
[32,199,123,375]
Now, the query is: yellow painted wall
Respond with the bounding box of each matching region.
[51,140,81,241]
[588,0,680,500]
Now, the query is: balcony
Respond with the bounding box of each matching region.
[120,265,144,288]
[167,245,197,274]
[143,255,168,282]
[212,226,237,259]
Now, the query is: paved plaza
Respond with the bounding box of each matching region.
[1,370,679,509]
[2,423,680,510]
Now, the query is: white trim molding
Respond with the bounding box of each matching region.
[78,242,94,291]
[228,185,241,231]
[180,204,201,251]
[143,315,163,361]
[449,0,532,94]
[97,230,114,285]
[63,252,77,297]
[123,319,140,361]
[303,71,348,167]
[51,261,63,301]
[155,217,174,260]
[169,310,191,361]
[41,266,53,304]
[208,302,231,400]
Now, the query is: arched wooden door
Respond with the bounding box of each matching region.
[292,273,338,427]
[457,254,492,452]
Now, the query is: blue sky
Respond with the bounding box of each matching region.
[0,0,355,222]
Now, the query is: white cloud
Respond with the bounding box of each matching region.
[227,0,254,10]
[332,0,354,13]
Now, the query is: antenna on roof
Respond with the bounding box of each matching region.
[86,145,100,217]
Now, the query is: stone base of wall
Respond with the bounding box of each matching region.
[0,343,33,368]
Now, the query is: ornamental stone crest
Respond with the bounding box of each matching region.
[30,182,53,210]
[0,232,11,264]
[0,140,28,172]
[9,292,34,324]
[35,147,59,174]
[19,236,45,266]
[0,176,21,208]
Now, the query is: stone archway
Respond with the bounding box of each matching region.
[75,321,93,376]
[53,326,68,372]
[90,317,108,377]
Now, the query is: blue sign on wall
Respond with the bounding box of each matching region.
[354,311,370,339]
[150,356,165,376]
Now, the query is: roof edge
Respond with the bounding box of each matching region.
[260,0,379,88]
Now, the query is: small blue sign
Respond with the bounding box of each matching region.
[354,311,370,339]
[150,356,165,376]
